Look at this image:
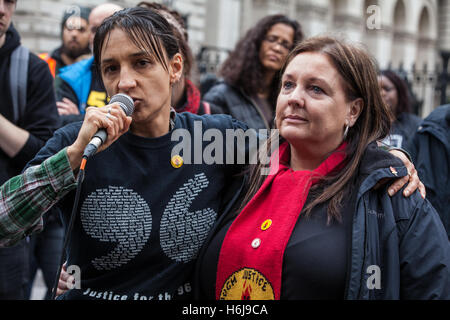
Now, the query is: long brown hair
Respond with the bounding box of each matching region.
[239,36,393,224]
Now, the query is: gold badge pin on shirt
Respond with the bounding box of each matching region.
[171,155,184,169]
[261,219,272,231]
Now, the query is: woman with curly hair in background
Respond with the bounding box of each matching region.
[204,14,303,130]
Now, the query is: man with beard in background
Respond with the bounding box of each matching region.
[39,5,91,86]
[26,5,90,300]
[54,3,122,126]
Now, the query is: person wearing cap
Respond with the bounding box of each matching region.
[26,5,91,300]
[55,3,122,127]
[39,5,91,82]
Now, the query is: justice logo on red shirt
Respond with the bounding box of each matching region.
[219,268,275,300]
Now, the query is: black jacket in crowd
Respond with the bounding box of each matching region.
[391,112,422,151]
[203,81,271,130]
[407,104,450,238]
[0,25,60,185]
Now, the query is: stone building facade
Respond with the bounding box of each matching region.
[12,0,450,116]
[201,0,450,117]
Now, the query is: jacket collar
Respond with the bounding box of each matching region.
[357,142,407,196]
[0,24,20,57]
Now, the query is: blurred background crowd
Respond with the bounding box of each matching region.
[12,0,450,118]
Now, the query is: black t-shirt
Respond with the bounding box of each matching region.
[26,112,249,300]
[198,187,356,300]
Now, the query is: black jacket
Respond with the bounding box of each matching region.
[344,143,449,299]
[203,81,270,130]
[194,143,450,299]
[50,47,66,71]
[391,112,422,151]
[0,25,60,185]
[407,105,450,237]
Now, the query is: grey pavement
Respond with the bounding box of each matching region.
[30,269,47,300]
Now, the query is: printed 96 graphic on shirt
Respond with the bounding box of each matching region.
[65,265,193,301]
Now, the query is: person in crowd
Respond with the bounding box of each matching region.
[29,5,92,300]
[0,7,250,300]
[0,0,60,299]
[55,3,123,126]
[203,14,303,130]
[137,2,211,115]
[57,1,211,125]
[194,36,449,300]
[407,104,450,238]
[0,8,424,301]
[39,5,91,82]
[378,70,422,150]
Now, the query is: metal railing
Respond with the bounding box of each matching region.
[382,58,449,115]
[196,45,230,75]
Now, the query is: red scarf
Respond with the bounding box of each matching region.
[216,141,347,300]
[176,79,201,114]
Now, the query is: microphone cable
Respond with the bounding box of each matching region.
[48,93,134,299]
[50,157,87,300]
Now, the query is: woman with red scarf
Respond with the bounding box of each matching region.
[194,36,450,300]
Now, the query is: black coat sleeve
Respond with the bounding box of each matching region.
[407,129,450,235]
[203,84,228,115]
[12,53,60,169]
[55,75,79,105]
[398,194,450,299]
[55,76,85,127]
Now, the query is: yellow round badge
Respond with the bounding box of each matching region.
[261,219,272,231]
[219,268,274,300]
[171,155,183,168]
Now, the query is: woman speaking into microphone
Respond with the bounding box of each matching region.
[0,8,424,300]
[0,7,251,300]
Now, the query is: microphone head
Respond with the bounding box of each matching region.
[109,93,134,116]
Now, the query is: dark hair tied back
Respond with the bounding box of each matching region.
[93,7,180,73]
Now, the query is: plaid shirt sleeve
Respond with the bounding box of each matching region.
[0,148,77,247]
